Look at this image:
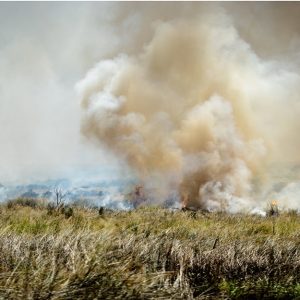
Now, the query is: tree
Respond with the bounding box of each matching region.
[54,187,66,209]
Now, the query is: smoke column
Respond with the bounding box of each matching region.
[77,3,300,212]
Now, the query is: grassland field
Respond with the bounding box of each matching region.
[0,198,300,299]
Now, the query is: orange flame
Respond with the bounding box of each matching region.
[181,193,189,209]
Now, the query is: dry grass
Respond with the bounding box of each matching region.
[0,203,300,299]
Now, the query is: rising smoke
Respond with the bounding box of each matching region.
[2,3,300,211]
[77,3,300,212]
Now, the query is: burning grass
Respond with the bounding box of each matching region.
[0,203,300,299]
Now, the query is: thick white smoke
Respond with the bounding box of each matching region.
[0,2,123,184]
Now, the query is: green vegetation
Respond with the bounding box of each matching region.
[0,199,300,299]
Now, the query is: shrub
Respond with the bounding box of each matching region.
[61,206,74,219]
[6,198,46,209]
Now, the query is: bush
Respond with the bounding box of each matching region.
[61,206,74,219]
[6,198,46,209]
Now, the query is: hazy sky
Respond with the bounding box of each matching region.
[1,2,300,186]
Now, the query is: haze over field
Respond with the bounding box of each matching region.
[2,2,300,211]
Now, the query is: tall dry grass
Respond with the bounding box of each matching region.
[0,202,300,299]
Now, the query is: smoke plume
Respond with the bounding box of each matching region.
[77,4,300,212]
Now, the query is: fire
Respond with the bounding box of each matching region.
[181,193,189,209]
[269,200,279,217]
